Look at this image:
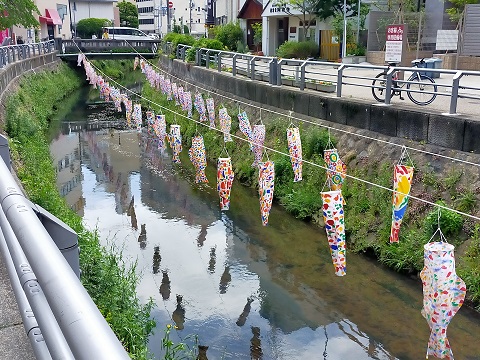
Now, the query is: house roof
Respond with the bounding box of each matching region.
[237,0,263,19]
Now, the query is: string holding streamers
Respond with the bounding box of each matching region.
[420,215,466,359]
[390,146,415,243]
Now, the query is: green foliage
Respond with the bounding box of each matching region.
[117,0,139,28]
[252,22,262,50]
[5,63,155,359]
[423,201,464,238]
[0,0,39,30]
[76,18,111,39]
[458,225,480,308]
[161,324,199,359]
[186,38,224,62]
[455,190,477,212]
[214,22,245,51]
[183,25,190,34]
[302,127,331,158]
[276,40,319,59]
[446,0,479,23]
[164,33,196,55]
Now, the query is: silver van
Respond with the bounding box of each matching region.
[105,27,155,40]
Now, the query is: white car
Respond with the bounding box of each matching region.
[105,27,155,41]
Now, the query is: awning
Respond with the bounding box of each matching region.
[39,8,63,25]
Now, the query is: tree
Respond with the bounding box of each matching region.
[214,22,244,51]
[446,0,480,23]
[252,22,262,52]
[0,0,40,30]
[76,18,110,38]
[117,0,139,28]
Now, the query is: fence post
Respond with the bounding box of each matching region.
[384,67,395,105]
[217,52,222,72]
[449,71,463,115]
[250,56,256,80]
[277,60,283,85]
[232,54,237,76]
[269,58,277,85]
[336,64,345,97]
[300,61,307,91]
[205,50,210,68]
[195,48,200,66]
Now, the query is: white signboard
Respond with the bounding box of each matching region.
[385,24,404,63]
[436,30,459,51]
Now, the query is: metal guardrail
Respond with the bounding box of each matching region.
[172,43,480,115]
[0,135,130,359]
[0,40,55,69]
[60,38,162,54]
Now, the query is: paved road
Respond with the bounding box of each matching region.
[222,57,480,119]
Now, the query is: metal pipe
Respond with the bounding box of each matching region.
[449,71,463,114]
[384,67,396,105]
[0,227,52,360]
[336,64,345,97]
[0,209,73,359]
[0,159,130,360]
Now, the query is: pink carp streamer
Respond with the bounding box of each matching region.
[134,56,139,70]
[251,125,265,168]
[238,111,253,149]
[172,83,179,105]
[133,104,142,132]
[324,148,347,191]
[178,87,185,109]
[168,125,182,163]
[217,158,235,210]
[421,241,466,359]
[321,190,346,276]
[188,135,209,183]
[206,98,216,128]
[184,91,193,118]
[165,79,172,100]
[154,115,167,151]
[146,111,154,135]
[390,164,414,243]
[194,93,208,123]
[258,161,275,226]
[287,127,303,182]
[218,107,232,142]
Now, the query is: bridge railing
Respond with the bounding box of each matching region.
[0,135,130,359]
[169,42,480,115]
[0,40,55,69]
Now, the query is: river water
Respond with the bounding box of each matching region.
[50,94,480,360]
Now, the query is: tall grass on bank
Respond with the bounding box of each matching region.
[142,80,480,309]
[4,62,155,359]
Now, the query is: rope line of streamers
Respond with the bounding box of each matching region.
[77,50,480,223]
[124,43,480,169]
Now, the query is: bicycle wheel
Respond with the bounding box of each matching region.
[372,72,393,103]
[406,74,437,105]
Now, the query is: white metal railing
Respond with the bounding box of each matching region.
[0,40,55,69]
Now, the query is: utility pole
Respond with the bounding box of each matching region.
[189,0,193,34]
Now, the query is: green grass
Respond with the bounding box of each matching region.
[4,62,155,359]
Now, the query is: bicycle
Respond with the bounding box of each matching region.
[371,58,437,105]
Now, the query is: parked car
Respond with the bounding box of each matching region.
[104,27,155,41]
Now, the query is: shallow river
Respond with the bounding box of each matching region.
[50,98,480,360]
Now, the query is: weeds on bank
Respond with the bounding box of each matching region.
[5,63,155,359]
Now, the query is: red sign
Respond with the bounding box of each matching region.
[386,25,404,42]
[168,1,173,8]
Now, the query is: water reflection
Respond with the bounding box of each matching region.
[51,117,480,360]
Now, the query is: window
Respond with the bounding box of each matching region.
[139,18,155,25]
[138,6,153,13]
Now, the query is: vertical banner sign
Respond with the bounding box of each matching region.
[385,24,404,63]
[206,0,214,25]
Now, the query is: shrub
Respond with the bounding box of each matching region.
[76,18,110,38]
[214,22,244,51]
[186,38,224,62]
[276,40,319,59]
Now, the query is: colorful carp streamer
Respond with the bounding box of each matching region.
[420,241,466,359]
[178,86,184,108]
[194,93,208,123]
[258,161,275,226]
[188,135,209,183]
[286,127,303,182]
[133,104,142,132]
[321,190,347,276]
[218,107,233,142]
[206,98,216,128]
[251,125,265,168]
[324,148,347,191]
[172,83,179,105]
[238,111,253,149]
[390,164,414,243]
[165,79,172,100]
[184,91,193,118]
[168,125,182,163]
[146,111,154,136]
[134,56,139,70]
[217,158,235,210]
[154,114,167,151]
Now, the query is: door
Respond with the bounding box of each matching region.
[320,29,340,61]
[47,25,55,40]
[277,17,289,48]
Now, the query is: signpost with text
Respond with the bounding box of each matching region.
[385,24,405,63]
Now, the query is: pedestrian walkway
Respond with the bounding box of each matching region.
[0,255,35,360]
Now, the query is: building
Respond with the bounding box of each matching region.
[136,0,206,37]
[236,0,262,50]
[72,0,120,31]
[12,0,71,42]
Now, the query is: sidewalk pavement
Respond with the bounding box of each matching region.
[0,255,36,360]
